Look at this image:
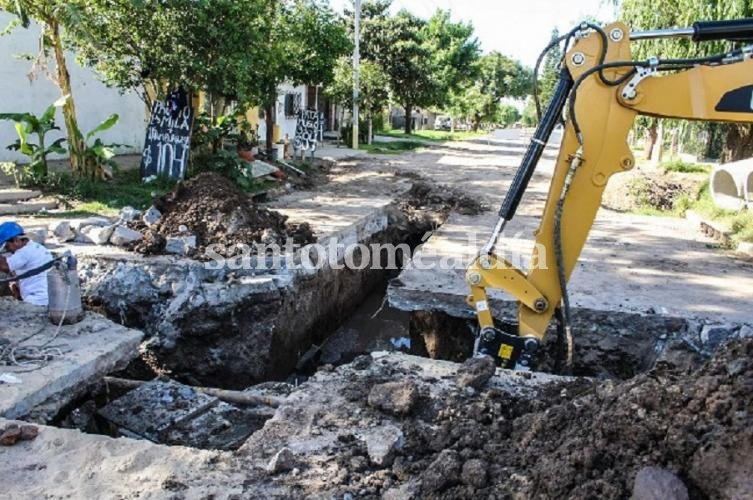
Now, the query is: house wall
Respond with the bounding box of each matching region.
[255,83,308,145]
[0,13,147,163]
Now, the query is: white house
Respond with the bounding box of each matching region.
[0,13,147,163]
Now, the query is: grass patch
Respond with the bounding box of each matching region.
[660,158,712,174]
[685,182,753,244]
[360,140,425,154]
[380,129,487,142]
[27,169,177,217]
[625,162,753,244]
[63,169,176,211]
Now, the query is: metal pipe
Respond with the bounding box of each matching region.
[630,27,694,40]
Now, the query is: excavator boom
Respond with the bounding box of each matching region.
[467,19,753,369]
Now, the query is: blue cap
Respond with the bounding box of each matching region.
[0,221,24,246]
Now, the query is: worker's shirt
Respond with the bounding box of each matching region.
[6,241,53,306]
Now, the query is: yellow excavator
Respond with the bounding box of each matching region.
[467,18,753,370]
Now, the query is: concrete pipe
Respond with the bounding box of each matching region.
[710,158,753,211]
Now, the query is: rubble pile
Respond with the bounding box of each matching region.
[47,216,143,248]
[396,180,487,234]
[236,338,752,499]
[132,172,316,258]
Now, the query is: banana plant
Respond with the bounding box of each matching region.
[81,113,123,180]
[0,98,68,185]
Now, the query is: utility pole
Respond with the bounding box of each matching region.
[352,0,361,150]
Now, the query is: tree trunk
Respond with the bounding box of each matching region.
[404,103,412,134]
[368,116,373,144]
[643,122,657,160]
[265,102,275,158]
[48,20,85,176]
[722,124,753,163]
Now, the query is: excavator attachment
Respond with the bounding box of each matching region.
[468,18,753,369]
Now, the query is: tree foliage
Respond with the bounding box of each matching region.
[327,56,389,117]
[67,0,270,111]
[537,28,562,110]
[447,51,531,131]
[379,9,479,133]
[67,0,349,152]
[256,0,350,150]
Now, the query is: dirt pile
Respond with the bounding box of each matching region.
[266,339,752,499]
[396,179,488,234]
[602,169,704,213]
[132,172,315,258]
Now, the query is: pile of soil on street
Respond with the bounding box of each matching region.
[602,168,704,213]
[396,178,488,233]
[267,338,752,499]
[132,172,315,258]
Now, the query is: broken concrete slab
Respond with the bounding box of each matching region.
[80,224,115,245]
[0,417,256,499]
[98,379,218,442]
[49,220,75,242]
[97,378,272,450]
[0,188,42,202]
[165,235,197,255]
[142,205,162,226]
[109,225,143,246]
[250,160,279,178]
[0,299,143,421]
[388,210,753,325]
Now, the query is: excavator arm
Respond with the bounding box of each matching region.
[467,19,753,369]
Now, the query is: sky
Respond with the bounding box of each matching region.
[328,0,620,68]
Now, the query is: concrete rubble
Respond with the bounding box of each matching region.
[2,132,751,498]
[2,338,750,498]
[0,299,143,421]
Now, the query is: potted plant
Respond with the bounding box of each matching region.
[235,122,258,162]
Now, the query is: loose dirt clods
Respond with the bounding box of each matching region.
[132,172,316,258]
[243,339,752,499]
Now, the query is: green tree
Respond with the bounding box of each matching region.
[343,0,392,63]
[0,1,87,175]
[327,56,389,143]
[422,10,480,103]
[521,97,538,127]
[497,104,521,128]
[381,9,479,134]
[380,10,435,134]
[449,51,531,131]
[621,0,753,161]
[537,28,562,112]
[67,0,269,114]
[258,0,350,153]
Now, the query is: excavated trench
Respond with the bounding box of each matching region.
[43,176,742,456]
[47,179,476,446]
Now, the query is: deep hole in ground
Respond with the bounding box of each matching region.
[51,176,488,449]
[46,173,724,457]
[408,308,698,380]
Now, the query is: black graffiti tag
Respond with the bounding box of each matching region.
[294,110,323,152]
[140,99,194,179]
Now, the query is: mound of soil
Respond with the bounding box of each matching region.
[326,339,753,498]
[602,168,704,213]
[394,179,489,237]
[132,172,315,258]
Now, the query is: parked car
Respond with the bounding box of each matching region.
[434,116,452,130]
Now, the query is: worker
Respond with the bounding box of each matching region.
[0,221,53,306]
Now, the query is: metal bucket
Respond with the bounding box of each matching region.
[47,265,83,325]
